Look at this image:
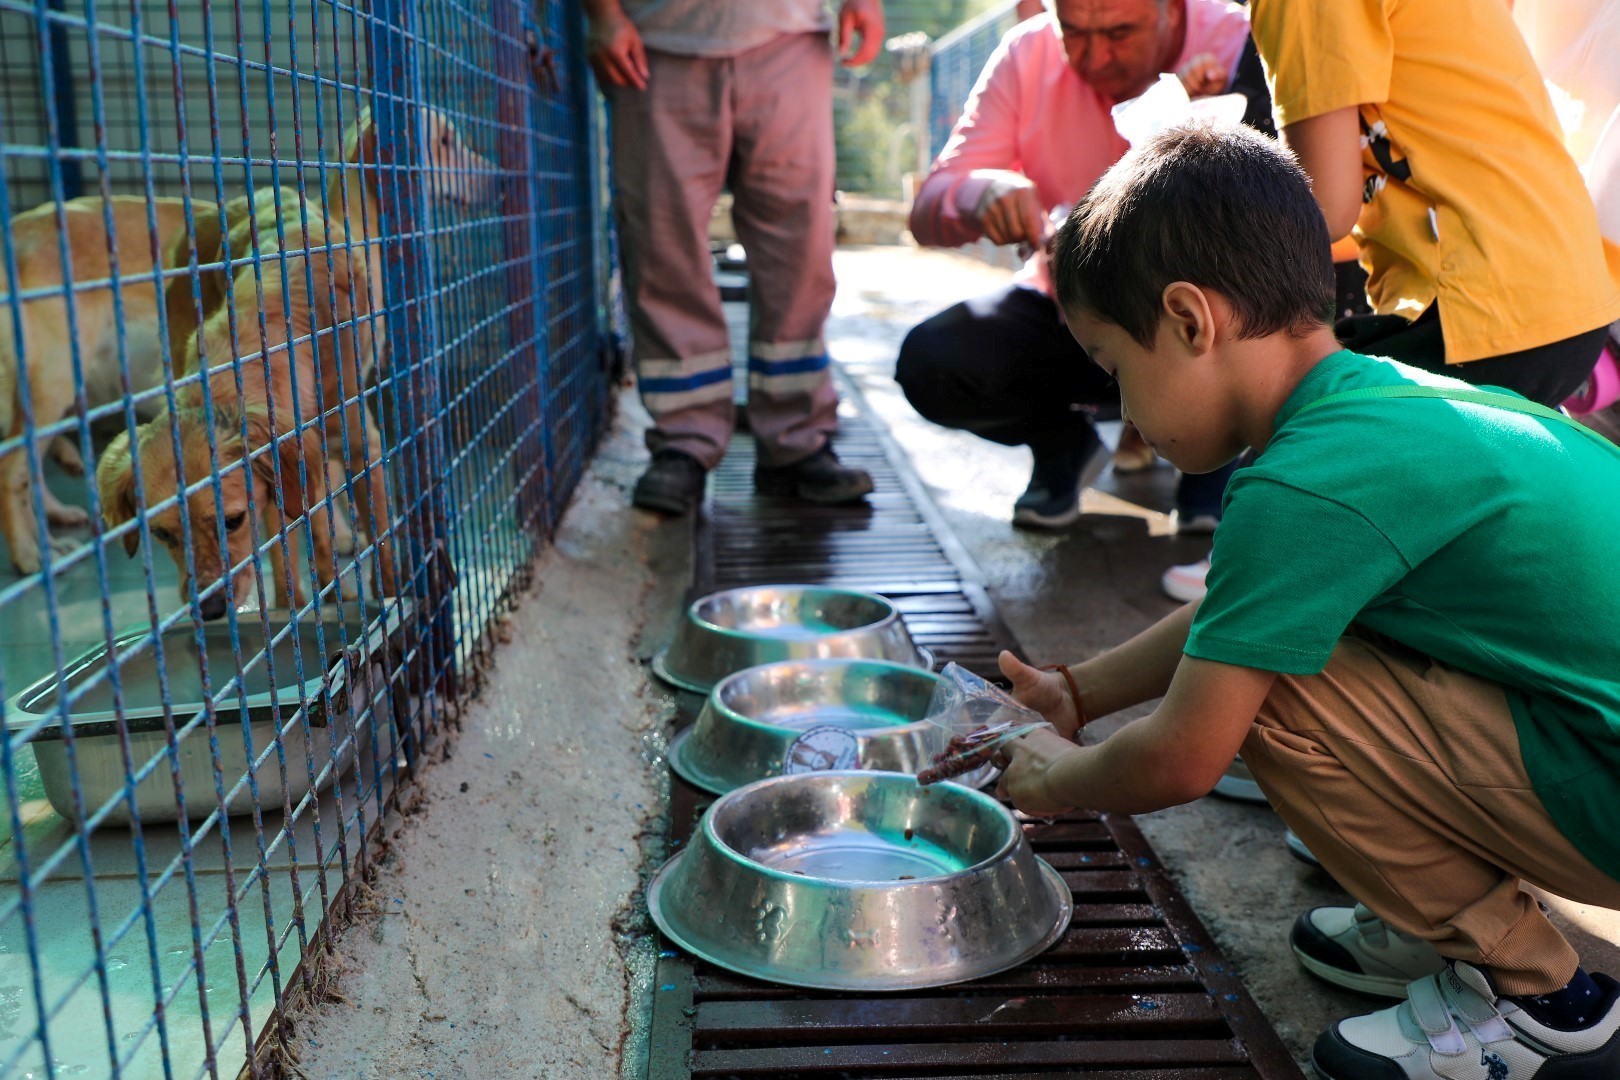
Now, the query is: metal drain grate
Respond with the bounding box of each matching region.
[645,378,1303,1079]
[698,410,1017,677]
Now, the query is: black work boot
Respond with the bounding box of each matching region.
[632,450,708,515]
[754,445,874,505]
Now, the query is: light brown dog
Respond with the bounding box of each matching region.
[324,105,496,371]
[97,187,397,618]
[0,195,220,574]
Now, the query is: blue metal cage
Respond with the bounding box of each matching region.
[0,0,616,1074]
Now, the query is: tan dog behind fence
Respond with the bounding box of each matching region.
[97,187,398,617]
[0,195,220,574]
[324,104,497,372]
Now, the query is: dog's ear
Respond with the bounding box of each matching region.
[344,106,378,167]
[240,401,279,489]
[95,429,143,556]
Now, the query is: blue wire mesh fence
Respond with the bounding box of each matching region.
[926,0,1021,162]
[0,0,616,1073]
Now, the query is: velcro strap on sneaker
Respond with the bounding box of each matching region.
[1440,967,1514,1044]
[1408,976,1469,1055]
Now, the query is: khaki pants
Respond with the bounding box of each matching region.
[1243,635,1620,995]
[608,32,839,470]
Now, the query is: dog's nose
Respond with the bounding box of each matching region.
[197,589,228,621]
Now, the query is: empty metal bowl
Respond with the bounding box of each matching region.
[646,771,1072,990]
[668,659,994,794]
[652,585,931,693]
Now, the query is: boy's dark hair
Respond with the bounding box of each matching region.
[1051,123,1335,347]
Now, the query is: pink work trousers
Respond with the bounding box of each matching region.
[608,31,840,470]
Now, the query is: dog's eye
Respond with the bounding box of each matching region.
[150,527,176,546]
[224,513,247,532]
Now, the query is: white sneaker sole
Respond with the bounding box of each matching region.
[1291,944,1413,999]
[1210,773,1268,804]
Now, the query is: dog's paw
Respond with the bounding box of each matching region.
[9,547,40,576]
[48,437,86,476]
[47,504,91,529]
[49,534,81,558]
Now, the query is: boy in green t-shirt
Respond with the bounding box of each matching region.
[995,123,1620,1079]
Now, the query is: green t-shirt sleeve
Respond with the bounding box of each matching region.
[1186,478,1411,675]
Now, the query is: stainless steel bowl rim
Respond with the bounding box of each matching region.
[700,770,1020,884]
[649,649,709,694]
[646,851,1072,992]
[709,657,947,737]
[665,727,731,795]
[688,584,901,637]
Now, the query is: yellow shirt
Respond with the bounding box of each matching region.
[1252,0,1620,362]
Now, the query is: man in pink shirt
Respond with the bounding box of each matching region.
[897,0,1260,528]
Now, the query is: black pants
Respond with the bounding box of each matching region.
[1335,303,1610,408]
[895,284,1232,513]
[895,284,1115,457]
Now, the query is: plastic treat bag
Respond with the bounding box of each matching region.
[916,662,1050,785]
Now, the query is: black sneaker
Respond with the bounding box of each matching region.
[754,445,874,505]
[1012,428,1108,529]
[632,450,708,515]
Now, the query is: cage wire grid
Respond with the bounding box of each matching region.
[0,0,614,1074]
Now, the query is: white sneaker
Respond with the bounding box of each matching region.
[1210,754,1268,804]
[1292,903,1446,998]
[1161,557,1210,602]
[1312,961,1620,1080]
[1285,828,1323,868]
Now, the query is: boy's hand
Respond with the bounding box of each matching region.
[1000,650,1081,738]
[995,727,1081,816]
[837,0,884,67]
[586,7,649,90]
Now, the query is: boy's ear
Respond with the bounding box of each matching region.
[95,429,142,556]
[1161,281,1216,353]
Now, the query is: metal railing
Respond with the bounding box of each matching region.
[0,0,616,1074]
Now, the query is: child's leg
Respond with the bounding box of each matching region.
[1242,634,1620,996]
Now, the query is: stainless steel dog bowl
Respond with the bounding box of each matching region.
[668,659,993,794]
[652,585,932,693]
[647,771,1072,990]
[5,608,408,824]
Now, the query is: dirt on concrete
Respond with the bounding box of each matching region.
[286,403,684,1080]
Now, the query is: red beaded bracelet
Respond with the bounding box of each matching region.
[1039,663,1088,729]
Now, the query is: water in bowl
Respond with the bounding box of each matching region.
[753,828,970,881]
[769,703,913,732]
[738,617,856,640]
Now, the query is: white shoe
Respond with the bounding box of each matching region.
[1161,558,1209,602]
[1210,755,1268,804]
[1312,961,1620,1079]
[1284,828,1323,868]
[1291,903,1446,998]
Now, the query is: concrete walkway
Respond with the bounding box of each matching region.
[289,244,1620,1078]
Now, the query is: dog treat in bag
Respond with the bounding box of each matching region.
[916,662,1051,785]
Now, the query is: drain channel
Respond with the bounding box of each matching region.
[646,389,1303,1079]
